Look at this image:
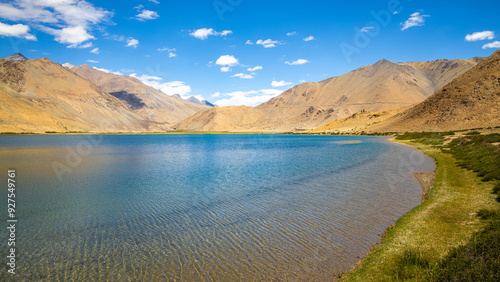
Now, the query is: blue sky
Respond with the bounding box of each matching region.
[1,0,499,106]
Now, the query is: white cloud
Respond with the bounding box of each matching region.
[0,0,111,47]
[87,59,99,63]
[299,80,307,83]
[247,66,263,71]
[271,80,293,87]
[93,67,122,75]
[148,0,160,3]
[212,92,221,98]
[126,37,139,48]
[256,39,284,48]
[401,11,430,31]
[393,11,399,15]
[482,41,500,49]
[41,25,95,47]
[216,55,239,66]
[303,35,315,41]
[245,40,253,44]
[130,73,192,97]
[286,31,297,36]
[231,73,254,79]
[465,31,495,42]
[220,66,231,72]
[285,59,309,65]
[158,47,176,57]
[213,89,283,107]
[0,21,37,40]
[189,28,232,40]
[90,47,99,54]
[361,26,375,32]
[135,9,159,21]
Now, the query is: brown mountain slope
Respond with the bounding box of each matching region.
[399,58,481,91]
[176,58,478,132]
[71,65,208,127]
[0,58,147,133]
[315,50,500,133]
[370,50,500,132]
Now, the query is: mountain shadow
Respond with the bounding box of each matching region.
[109,91,147,110]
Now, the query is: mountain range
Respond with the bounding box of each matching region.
[0,51,497,133]
[314,50,500,133]
[175,57,481,131]
[0,55,208,133]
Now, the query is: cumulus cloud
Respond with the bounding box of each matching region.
[285,59,309,65]
[39,25,95,47]
[401,11,430,31]
[303,35,315,41]
[90,47,99,54]
[189,28,232,40]
[256,39,284,48]
[0,0,112,46]
[215,55,239,71]
[465,31,495,42]
[126,37,139,48]
[247,66,263,71]
[271,80,293,87]
[286,31,297,36]
[231,73,254,79]
[0,21,36,40]
[130,73,192,97]
[135,7,159,21]
[245,40,253,44]
[87,59,99,63]
[213,89,283,107]
[361,26,375,32]
[482,41,500,49]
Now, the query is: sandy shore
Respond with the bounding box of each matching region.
[414,172,435,194]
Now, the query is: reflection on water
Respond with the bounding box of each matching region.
[0,134,435,280]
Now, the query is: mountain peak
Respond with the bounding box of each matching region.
[373,59,395,66]
[1,53,28,62]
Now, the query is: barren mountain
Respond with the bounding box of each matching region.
[71,65,208,126]
[0,53,28,62]
[315,50,500,133]
[0,57,147,133]
[370,50,500,132]
[176,58,479,131]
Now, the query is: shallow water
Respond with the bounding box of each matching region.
[0,134,435,280]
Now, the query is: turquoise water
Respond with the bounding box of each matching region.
[0,134,435,280]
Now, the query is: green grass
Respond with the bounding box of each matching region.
[343,135,500,281]
[445,134,500,182]
[395,131,455,145]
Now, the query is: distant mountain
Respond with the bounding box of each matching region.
[186,96,216,107]
[70,64,208,128]
[0,53,28,62]
[314,50,500,133]
[62,62,76,69]
[175,57,479,131]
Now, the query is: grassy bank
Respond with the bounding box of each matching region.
[343,133,500,281]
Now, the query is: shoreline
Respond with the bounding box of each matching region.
[341,137,498,281]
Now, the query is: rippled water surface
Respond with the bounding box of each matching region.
[0,134,435,280]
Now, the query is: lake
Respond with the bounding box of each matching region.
[0,134,435,280]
